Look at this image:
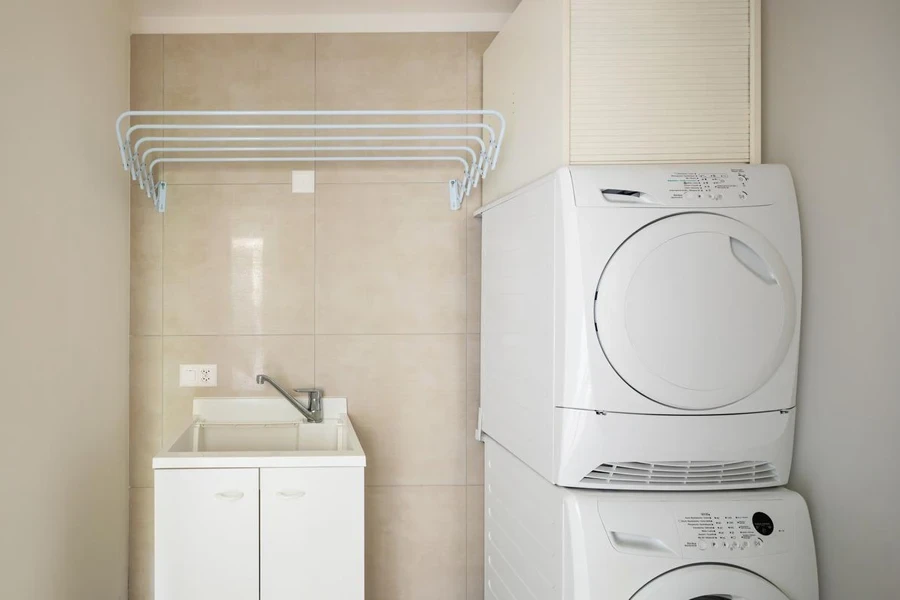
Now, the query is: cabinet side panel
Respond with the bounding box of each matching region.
[484,438,564,600]
[483,0,569,204]
[569,0,754,164]
[480,174,559,481]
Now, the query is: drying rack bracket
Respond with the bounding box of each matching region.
[155,182,167,213]
[449,180,464,211]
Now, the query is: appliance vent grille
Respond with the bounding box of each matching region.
[582,461,779,489]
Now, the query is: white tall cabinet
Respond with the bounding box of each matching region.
[483,0,761,203]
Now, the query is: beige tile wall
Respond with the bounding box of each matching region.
[129,32,495,600]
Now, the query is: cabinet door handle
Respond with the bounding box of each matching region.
[214,490,245,501]
[276,490,307,499]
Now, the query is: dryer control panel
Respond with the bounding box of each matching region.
[598,494,803,560]
[663,169,752,206]
[570,164,790,208]
[675,502,792,559]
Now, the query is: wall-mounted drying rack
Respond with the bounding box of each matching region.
[114,110,505,212]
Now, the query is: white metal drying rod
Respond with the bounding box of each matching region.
[146,157,472,213]
[114,109,506,212]
[133,135,492,178]
[123,123,496,203]
[139,145,482,192]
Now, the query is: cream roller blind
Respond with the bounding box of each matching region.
[569,0,753,163]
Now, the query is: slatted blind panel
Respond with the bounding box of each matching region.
[569,0,752,163]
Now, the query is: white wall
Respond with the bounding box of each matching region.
[0,1,131,598]
[762,1,900,597]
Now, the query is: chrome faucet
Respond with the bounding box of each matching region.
[256,374,324,423]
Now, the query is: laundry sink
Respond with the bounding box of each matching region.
[153,397,366,468]
[194,421,344,452]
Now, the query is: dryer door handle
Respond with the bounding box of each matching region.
[730,237,778,285]
[608,531,678,556]
[600,188,658,205]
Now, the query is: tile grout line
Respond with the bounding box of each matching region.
[313,32,317,389]
[159,33,167,464]
[155,332,468,337]
[463,33,471,492]
[364,484,471,489]
[158,181,452,188]
[464,32,470,598]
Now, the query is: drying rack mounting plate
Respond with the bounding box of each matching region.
[115,109,505,212]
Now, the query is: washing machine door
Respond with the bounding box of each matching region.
[632,564,790,600]
[595,213,796,411]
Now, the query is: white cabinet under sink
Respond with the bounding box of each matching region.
[155,468,260,600]
[261,468,364,600]
[154,397,366,600]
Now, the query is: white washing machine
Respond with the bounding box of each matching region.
[477,165,802,489]
[484,438,819,600]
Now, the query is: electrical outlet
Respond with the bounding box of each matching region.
[180,364,218,387]
[198,365,216,386]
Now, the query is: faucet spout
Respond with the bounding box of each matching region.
[256,374,323,423]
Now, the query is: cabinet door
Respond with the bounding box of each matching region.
[260,467,364,600]
[155,468,259,600]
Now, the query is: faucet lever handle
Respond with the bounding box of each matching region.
[292,388,323,410]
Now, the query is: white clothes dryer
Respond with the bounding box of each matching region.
[484,438,819,600]
[477,165,802,489]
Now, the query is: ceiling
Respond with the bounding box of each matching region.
[132,0,521,33]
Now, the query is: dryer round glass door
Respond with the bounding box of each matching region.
[595,213,797,410]
[631,564,790,600]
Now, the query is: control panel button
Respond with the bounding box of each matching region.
[753,537,764,547]
[698,541,709,551]
[740,540,750,550]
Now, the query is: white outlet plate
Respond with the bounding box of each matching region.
[180,364,218,387]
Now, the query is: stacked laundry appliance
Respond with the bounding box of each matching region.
[475,165,818,600]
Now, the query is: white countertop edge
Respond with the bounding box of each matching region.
[153,453,366,469]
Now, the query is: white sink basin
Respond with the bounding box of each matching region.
[195,421,344,452]
[153,397,366,469]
